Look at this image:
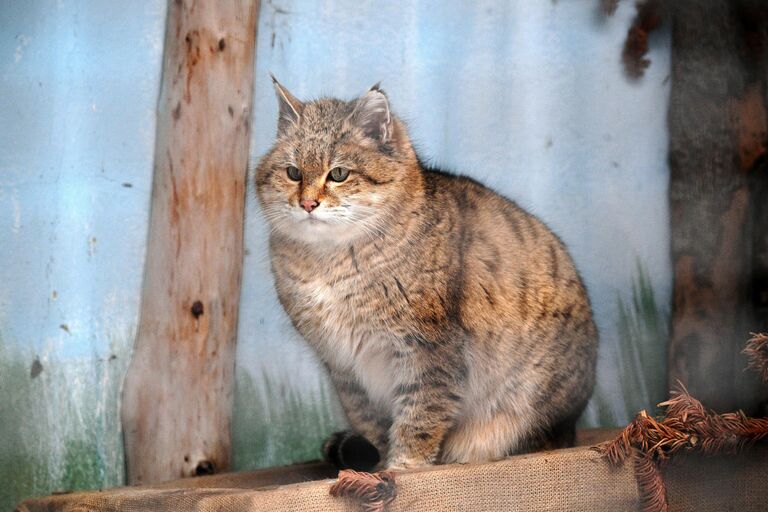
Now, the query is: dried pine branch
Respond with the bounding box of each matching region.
[597,412,643,465]
[633,449,669,512]
[656,382,706,425]
[744,333,768,382]
[330,470,397,512]
[622,0,664,78]
[594,407,695,464]
[595,378,768,512]
[660,384,768,454]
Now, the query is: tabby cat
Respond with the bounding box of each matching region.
[255,77,598,470]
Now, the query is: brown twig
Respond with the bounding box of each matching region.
[329,470,397,512]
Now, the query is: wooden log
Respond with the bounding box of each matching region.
[121,0,258,485]
[750,2,768,343]
[668,0,766,414]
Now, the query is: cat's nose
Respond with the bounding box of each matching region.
[301,199,319,213]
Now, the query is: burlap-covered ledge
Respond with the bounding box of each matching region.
[16,439,768,512]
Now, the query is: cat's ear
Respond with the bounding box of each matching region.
[271,74,303,135]
[348,84,392,144]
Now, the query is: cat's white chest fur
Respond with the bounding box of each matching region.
[292,278,398,407]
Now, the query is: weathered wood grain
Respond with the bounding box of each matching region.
[121,0,258,485]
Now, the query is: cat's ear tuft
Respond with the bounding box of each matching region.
[271,74,303,135]
[349,84,392,144]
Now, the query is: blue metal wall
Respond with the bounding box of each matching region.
[0,0,166,506]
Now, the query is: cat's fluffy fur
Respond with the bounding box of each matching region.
[255,78,598,470]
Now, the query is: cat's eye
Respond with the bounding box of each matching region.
[328,167,349,183]
[286,166,302,181]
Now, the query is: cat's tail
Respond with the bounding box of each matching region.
[322,430,381,472]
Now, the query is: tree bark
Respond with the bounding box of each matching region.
[121,0,258,485]
[668,0,767,413]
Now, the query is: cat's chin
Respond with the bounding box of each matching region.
[276,219,367,247]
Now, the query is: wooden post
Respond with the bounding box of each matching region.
[121,0,258,485]
[667,0,767,414]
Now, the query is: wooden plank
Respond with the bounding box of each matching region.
[121,0,259,485]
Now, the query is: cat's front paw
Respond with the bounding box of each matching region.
[323,430,380,471]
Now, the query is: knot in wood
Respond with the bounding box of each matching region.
[194,460,215,476]
[191,300,204,319]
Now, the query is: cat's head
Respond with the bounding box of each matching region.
[255,77,420,246]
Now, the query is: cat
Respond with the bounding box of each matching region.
[255,76,598,471]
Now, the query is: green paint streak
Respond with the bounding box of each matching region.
[615,262,668,419]
[0,340,41,511]
[232,366,345,470]
[0,333,130,510]
[583,262,669,427]
[60,440,104,492]
[584,390,619,428]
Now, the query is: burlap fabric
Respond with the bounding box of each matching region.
[17,435,768,511]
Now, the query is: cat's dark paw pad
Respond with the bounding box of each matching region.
[322,430,348,465]
[323,430,380,472]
